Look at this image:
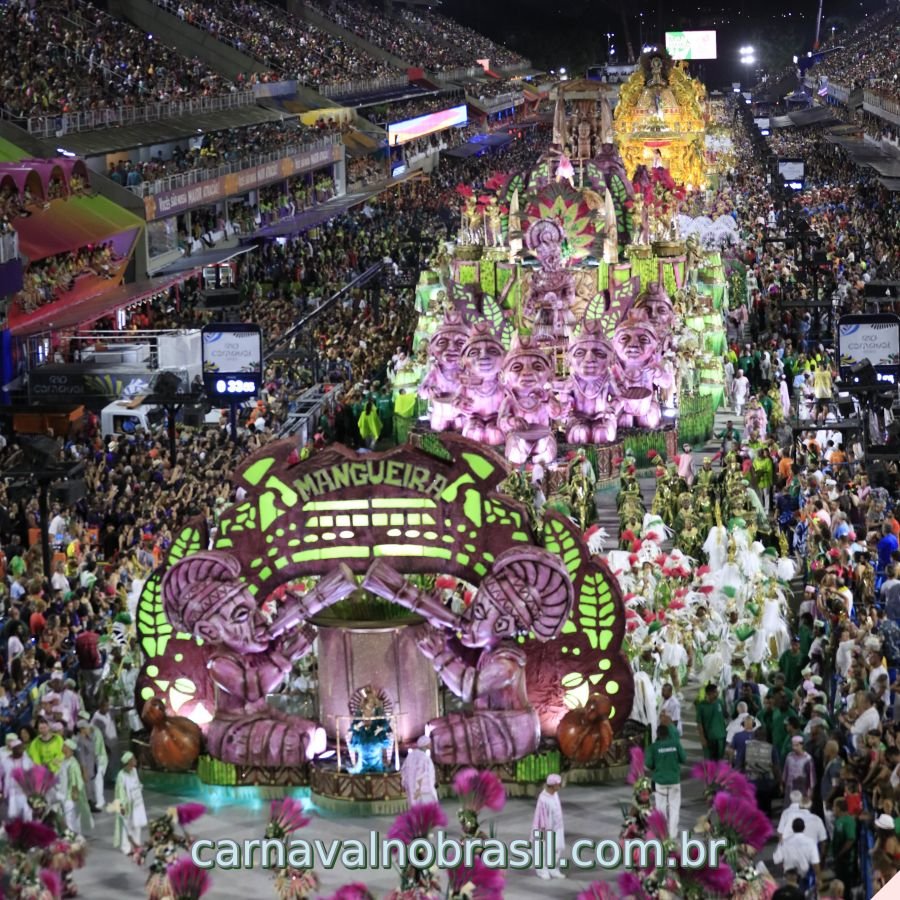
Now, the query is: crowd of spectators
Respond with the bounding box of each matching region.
[108,120,341,190]
[309,0,525,72]
[464,78,525,102]
[0,0,234,121]
[18,243,119,314]
[658,103,900,898]
[152,0,398,88]
[347,155,387,190]
[809,3,900,100]
[402,6,527,69]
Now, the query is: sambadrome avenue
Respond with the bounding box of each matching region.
[0,0,899,898]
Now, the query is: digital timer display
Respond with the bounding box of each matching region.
[215,378,257,395]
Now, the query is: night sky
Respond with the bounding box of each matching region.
[438,0,885,86]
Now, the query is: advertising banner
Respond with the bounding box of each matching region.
[144,144,343,221]
[838,314,900,372]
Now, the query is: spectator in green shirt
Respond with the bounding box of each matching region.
[831,797,857,890]
[696,683,728,761]
[779,636,804,692]
[27,717,64,774]
[646,723,686,838]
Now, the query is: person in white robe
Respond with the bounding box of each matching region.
[112,751,147,854]
[58,739,93,835]
[532,774,565,879]
[400,735,438,806]
[1,736,32,821]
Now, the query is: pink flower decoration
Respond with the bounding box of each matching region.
[175,802,206,826]
[387,802,447,845]
[453,768,506,813]
[166,857,212,900]
[446,857,505,899]
[712,791,773,850]
[268,797,310,838]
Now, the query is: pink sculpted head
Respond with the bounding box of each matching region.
[458,548,574,648]
[460,322,505,382]
[632,282,675,334]
[162,551,270,654]
[526,218,566,271]
[567,321,614,381]
[428,315,470,379]
[612,308,661,370]
[501,340,554,394]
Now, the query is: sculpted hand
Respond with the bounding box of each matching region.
[417,625,448,661]
[276,623,316,660]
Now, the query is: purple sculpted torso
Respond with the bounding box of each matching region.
[497,342,561,467]
[525,218,577,347]
[565,325,620,444]
[162,553,357,767]
[454,324,505,445]
[420,316,469,432]
[611,309,670,429]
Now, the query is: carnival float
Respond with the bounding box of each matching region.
[404,50,730,476]
[126,51,751,819]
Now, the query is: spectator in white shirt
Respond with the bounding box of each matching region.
[659,683,682,736]
[51,562,70,595]
[869,650,888,689]
[773,818,820,881]
[48,508,67,541]
[846,691,881,751]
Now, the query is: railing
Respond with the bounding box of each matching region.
[498,61,533,74]
[7,90,257,139]
[0,231,19,264]
[466,90,523,110]
[319,75,410,99]
[864,88,900,126]
[129,134,342,198]
[265,261,386,361]
[435,66,485,84]
[826,81,850,104]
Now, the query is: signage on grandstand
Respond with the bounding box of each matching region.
[201,323,263,398]
[665,30,717,60]
[838,314,900,374]
[143,143,343,221]
[387,105,468,146]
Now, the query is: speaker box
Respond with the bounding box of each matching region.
[202,288,242,308]
[183,407,205,428]
[50,478,86,505]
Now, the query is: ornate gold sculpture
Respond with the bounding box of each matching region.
[613,52,708,190]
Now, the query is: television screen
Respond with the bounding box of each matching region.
[778,159,805,182]
[665,30,717,60]
[387,105,468,146]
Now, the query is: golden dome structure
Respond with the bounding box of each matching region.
[613,50,708,191]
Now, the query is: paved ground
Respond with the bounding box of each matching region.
[72,770,717,899]
[73,404,787,898]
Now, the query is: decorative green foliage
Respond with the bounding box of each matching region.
[135,523,206,659]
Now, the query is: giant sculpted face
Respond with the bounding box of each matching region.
[430,322,469,380]
[568,335,614,380]
[633,282,675,334]
[612,318,658,369]
[503,350,553,394]
[460,330,504,380]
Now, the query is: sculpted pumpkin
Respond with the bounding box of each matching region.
[557,693,614,763]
